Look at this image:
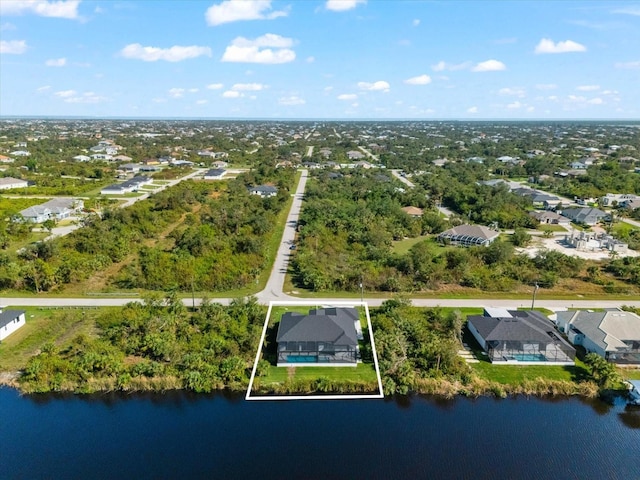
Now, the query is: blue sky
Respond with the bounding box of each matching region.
[1,0,639,119]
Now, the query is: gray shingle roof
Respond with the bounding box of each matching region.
[277,308,358,346]
[469,311,570,346]
[0,310,25,329]
[557,310,640,352]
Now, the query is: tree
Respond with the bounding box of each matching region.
[42,219,56,234]
[511,228,532,247]
[584,353,621,389]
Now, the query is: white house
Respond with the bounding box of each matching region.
[0,177,29,190]
[555,310,640,364]
[9,150,30,157]
[249,185,278,198]
[73,155,91,162]
[0,308,26,342]
[101,176,152,195]
[19,198,84,223]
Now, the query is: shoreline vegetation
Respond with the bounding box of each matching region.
[2,297,634,400]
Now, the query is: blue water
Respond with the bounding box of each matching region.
[2,388,640,479]
[287,355,317,362]
[511,353,547,362]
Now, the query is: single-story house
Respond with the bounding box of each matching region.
[19,198,84,223]
[119,163,141,173]
[601,194,638,207]
[437,224,500,247]
[347,150,365,160]
[0,177,29,190]
[113,155,133,162]
[101,176,152,195]
[0,155,14,163]
[10,150,30,157]
[467,309,575,365]
[249,185,278,198]
[555,310,640,364]
[402,206,424,217]
[73,155,91,162]
[276,307,359,366]
[0,308,26,342]
[203,168,226,180]
[559,207,608,225]
[91,154,113,161]
[529,210,571,225]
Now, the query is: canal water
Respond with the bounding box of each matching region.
[2,388,639,479]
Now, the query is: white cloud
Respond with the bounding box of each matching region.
[357,80,390,92]
[507,101,523,109]
[205,0,288,26]
[588,97,604,105]
[55,89,76,98]
[471,59,506,72]
[326,0,366,12]
[221,34,295,64]
[222,90,242,98]
[279,95,305,106]
[306,56,315,63]
[467,106,478,114]
[45,57,67,67]
[337,93,357,100]
[64,91,107,104]
[168,88,185,98]
[196,99,208,105]
[499,87,525,97]
[431,60,472,72]
[0,40,27,54]
[37,85,51,92]
[576,85,600,91]
[231,83,265,91]
[206,83,224,90]
[188,88,199,93]
[534,38,587,54]
[1,22,17,31]
[120,43,212,62]
[612,7,640,16]
[412,19,420,26]
[404,74,432,85]
[614,60,640,69]
[0,0,81,19]
[324,86,334,92]
[535,83,557,90]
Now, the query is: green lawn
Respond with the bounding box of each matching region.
[0,307,102,371]
[537,224,567,232]
[391,236,450,255]
[471,361,590,384]
[262,363,378,383]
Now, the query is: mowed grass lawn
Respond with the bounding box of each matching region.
[471,361,590,384]
[0,307,102,371]
[391,236,451,255]
[263,363,378,383]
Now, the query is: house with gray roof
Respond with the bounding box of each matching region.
[0,177,29,190]
[249,185,278,198]
[467,309,575,365]
[555,310,640,364]
[529,210,570,225]
[276,307,359,366]
[437,224,500,247]
[559,207,608,225]
[19,198,84,223]
[0,307,26,342]
[203,168,226,180]
[100,176,152,195]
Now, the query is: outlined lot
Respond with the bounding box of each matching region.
[246,300,384,401]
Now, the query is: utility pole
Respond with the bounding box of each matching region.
[531,283,539,310]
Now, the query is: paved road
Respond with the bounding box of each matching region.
[3,296,638,310]
[305,146,314,158]
[255,170,308,303]
[391,170,415,188]
[358,146,379,162]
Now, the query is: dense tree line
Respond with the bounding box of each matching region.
[19,296,265,393]
[0,165,295,293]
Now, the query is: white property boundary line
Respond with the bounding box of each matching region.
[245,300,384,401]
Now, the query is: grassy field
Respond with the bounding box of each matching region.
[0,197,44,218]
[537,224,568,232]
[391,236,452,255]
[0,307,102,371]
[262,363,378,383]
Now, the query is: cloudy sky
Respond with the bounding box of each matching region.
[1,0,639,119]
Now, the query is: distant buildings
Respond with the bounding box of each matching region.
[101,176,152,195]
[249,185,278,198]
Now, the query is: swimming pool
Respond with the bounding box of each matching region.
[286,355,317,363]
[508,353,547,362]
